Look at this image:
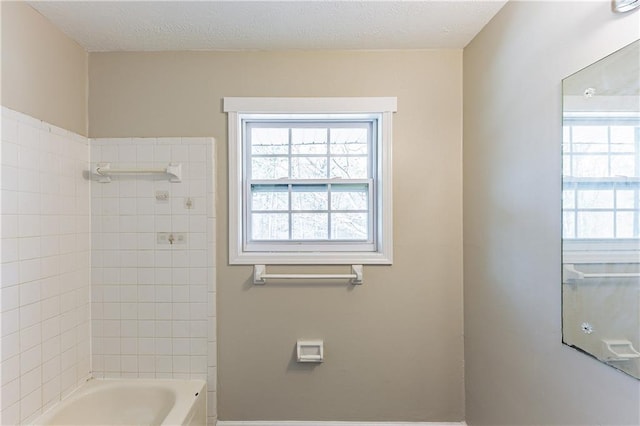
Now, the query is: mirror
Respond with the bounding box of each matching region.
[562,40,640,379]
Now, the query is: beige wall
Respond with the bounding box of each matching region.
[0,1,88,136]
[463,1,640,425]
[88,50,464,421]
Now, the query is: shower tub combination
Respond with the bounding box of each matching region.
[34,378,206,425]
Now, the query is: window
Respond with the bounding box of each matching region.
[225,97,396,264]
[562,112,640,260]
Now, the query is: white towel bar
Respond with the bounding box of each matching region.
[253,264,363,285]
[93,162,182,183]
[563,264,640,283]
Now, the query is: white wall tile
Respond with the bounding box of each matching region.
[1,166,18,191]
[3,214,19,239]
[19,323,41,352]
[1,238,19,263]
[20,366,41,398]
[2,262,20,288]
[137,303,155,320]
[19,281,41,306]
[20,345,41,375]
[41,296,60,321]
[173,356,190,373]
[0,402,20,426]
[42,375,60,407]
[170,145,189,162]
[41,355,60,384]
[88,137,216,418]
[40,256,60,279]
[1,310,19,337]
[121,338,137,355]
[1,355,20,386]
[2,141,19,167]
[42,321,60,347]
[20,388,41,422]
[20,302,41,329]
[1,332,19,361]
[1,379,20,411]
[0,286,19,312]
[18,237,40,260]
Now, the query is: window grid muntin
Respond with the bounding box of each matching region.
[562,115,640,240]
[244,117,377,249]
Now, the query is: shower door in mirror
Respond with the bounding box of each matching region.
[562,40,640,380]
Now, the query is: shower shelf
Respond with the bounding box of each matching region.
[92,162,182,183]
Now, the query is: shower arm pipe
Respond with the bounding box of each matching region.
[253,264,363,285]
[93,162,182,183]
[563,264,640,283]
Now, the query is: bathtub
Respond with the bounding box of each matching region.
[34,378,206,425]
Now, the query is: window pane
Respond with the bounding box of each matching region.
[331,185,368,210]
[572,126,608,143]
[291,128,327,155]
[563,212,576,238]
[577,190,613,209]
[330,157,368,179]
[611,141,636,153]
[291,157,327,179]
[251,128,289,155]
[292,213,328,239]
[291,185,328,210]
[577,212,614,238]
[616,212,637,238]
[330,128,368,155]
[610,126,635,144]
[562,190,575,209]
[331,213,368,240]
[251,157,289,179]
[251,185,288,211]
[616,190,637,209]
[252,213,289,240]
[611,155,636,177]
[573,155,609,177]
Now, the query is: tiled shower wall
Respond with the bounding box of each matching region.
[1,107,91,424]
[89,137,217,423]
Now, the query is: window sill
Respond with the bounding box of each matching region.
[229,250,393,265]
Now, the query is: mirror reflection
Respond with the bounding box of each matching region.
[562,40,640,380]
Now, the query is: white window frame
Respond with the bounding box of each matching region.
[224,97,396,265]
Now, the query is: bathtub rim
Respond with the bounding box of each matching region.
[33,377,206,426]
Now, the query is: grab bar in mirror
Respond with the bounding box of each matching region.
[253,264,363,285]
[93,162,182,183]
[563,264,640,283]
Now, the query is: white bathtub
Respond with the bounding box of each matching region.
[34,378,206,426]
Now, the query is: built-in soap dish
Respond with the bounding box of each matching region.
[602,339,640,361]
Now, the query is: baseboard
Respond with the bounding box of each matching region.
[218,422,467,426]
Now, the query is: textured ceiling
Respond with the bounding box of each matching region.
[27,1,507,52]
